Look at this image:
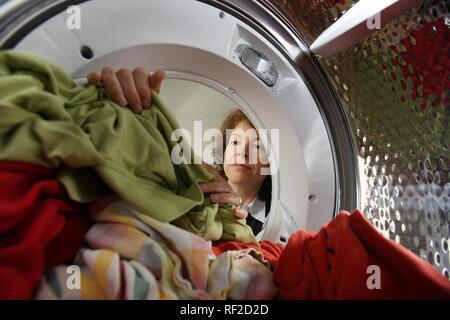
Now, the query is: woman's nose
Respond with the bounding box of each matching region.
[237,143,250,159]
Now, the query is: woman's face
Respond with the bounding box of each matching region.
[223,120,269,186]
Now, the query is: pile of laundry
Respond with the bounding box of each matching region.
[0,50,449,300]
[36,197,277,300]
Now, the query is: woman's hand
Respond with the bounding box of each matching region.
[87,67,165,113]
[199,164,248,220]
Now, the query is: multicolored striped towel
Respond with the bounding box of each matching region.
[34,199,276,300]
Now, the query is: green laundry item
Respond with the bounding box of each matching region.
[0,50,257,244]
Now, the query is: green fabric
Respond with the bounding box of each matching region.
[0,50,257,244]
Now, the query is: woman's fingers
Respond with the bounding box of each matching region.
[210,192,241,206]
[87,72,102,84]
[116,68,143,113]
[199,181,232,193]
[199,178,248,220]
[210,192,248,219]
[233,207,248,220]
[101,67,127,107]
[149,69,165,94]
[132,67,152,109]
[90,67,166,112]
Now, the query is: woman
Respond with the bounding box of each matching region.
[211,109,271,238]
[88,68,272,238]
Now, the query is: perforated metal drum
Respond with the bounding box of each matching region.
[271,0,450,279]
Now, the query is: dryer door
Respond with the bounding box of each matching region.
[0,0,355,244]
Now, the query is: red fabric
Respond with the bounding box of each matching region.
[273,210,450,299]
[212,240,284,269]
[398,19,449,109]
[0,162,91,300]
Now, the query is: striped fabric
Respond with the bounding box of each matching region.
[34,200,276,300]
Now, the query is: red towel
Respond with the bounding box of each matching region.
[212,240,284,269]
[273,210,450,299]
[0,162,91,299]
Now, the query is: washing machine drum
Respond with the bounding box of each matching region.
[0,0,448,277]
